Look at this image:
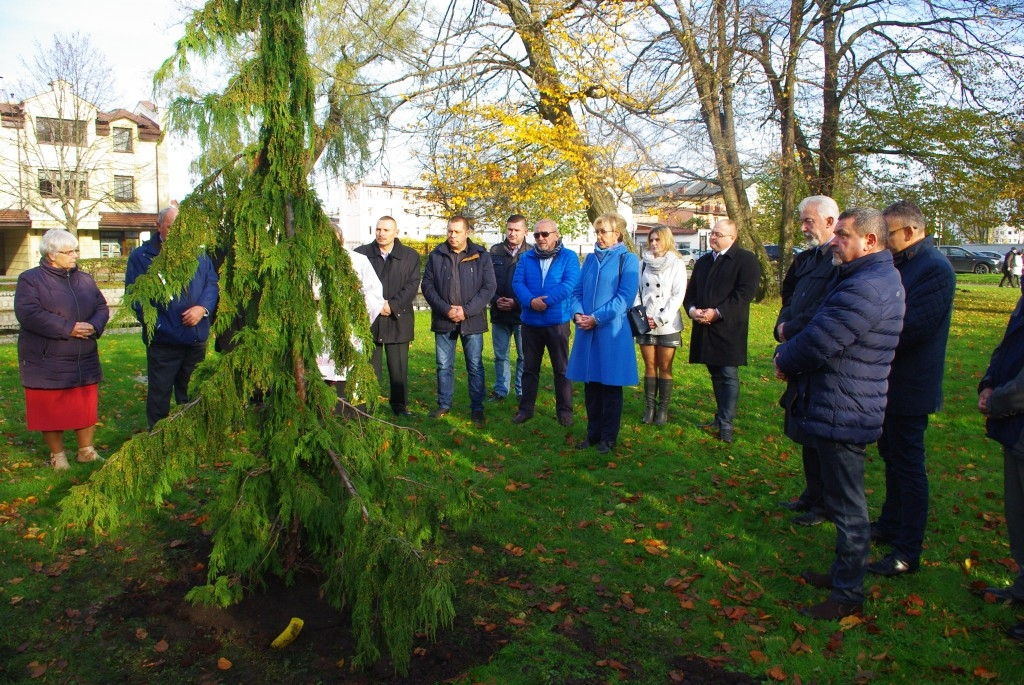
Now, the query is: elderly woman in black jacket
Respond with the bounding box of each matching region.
[15,228,109,470]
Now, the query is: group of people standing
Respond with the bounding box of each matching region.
[14,198,1024,639]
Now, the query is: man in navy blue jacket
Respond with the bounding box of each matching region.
[125,205,219,429]
[868,201,955,577]
[978,293,1024,641]
[774,208,905,620]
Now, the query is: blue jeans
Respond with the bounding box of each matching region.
[707,365,739,431]
[491,322,523,398]
[875,413,930,564]
[435,331,485,412]
[814,436,869,605]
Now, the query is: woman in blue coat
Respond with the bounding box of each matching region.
[567,213,640,453]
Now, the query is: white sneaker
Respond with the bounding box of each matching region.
[50,451,70,470]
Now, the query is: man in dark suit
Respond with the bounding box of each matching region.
[355,216,422,416]
[683,219,761,443]
[776,196,840,526]
[868,200,955,577]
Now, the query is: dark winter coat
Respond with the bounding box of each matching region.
[775,249,905,444]
[683,246,760,366]
[421,239,496,335]
[775,244,837,342]
[15,260,109,389]
[512,244,581,327]
[887,236,956,416]
[489,240,530,326]
[981,298,1024,448]
[125,234,220,346]
[355,239,421,344]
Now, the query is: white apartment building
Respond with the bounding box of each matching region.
[337,181,452,249]
[0,80,169,275]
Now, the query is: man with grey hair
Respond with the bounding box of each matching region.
[777,195,841,526]
[126,205,220,429]
[774,207,904,620]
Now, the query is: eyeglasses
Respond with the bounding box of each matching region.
[595,229,618,235]
[534,231,554,239]
[710,231,735,239]
[58,249,80,255]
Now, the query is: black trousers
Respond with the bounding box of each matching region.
[370,341,410,412]
[519,323,572,418]
[146,342,208,429]
[584,382,624,445]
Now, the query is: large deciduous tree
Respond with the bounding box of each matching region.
[57,0,465,672]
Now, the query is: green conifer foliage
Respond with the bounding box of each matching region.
[56,0,467,672]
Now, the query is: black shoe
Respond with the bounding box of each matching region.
[596,441,612,454]
[793,511,826,527]
[393,407,414,417]
[471,410,485,427]
[799,598,862,620]
[1007,622,1024,641]
[697,420,719,432]
[719,428,733,443]
[558,414,573,427]
[978,587,1024,605]
[486,392,506,403]
[576,438,597,450]
[800,569,833,590]
[429,407,450,419]
[511,412,531,424]
[870,522,895,545]
[780,500,810,512]
[867,555,919,577]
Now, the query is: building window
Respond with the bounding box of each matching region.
[38,169,89,199]
[112,127,133,152]
[113,176,135,202]
[35,117,88,146]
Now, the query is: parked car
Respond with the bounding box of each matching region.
[764,244,780,262]
[677,248,697,268]
[975,250,1006,262]
[936,245,1001,274]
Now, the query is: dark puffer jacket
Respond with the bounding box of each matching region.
[15,260,109,389]
[775,249,905,444]
[421,239,496,335]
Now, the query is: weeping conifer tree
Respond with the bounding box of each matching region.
[56,0,467,672]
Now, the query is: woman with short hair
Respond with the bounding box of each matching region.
[567,213,640,454]
[636,226,688,425]
[15,228,109,469]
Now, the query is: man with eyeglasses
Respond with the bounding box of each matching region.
[683,219,760,443]
[511,219,581,426]
[125,204,219,429]
[487,214,531,404]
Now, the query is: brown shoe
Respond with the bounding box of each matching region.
[800,569,833,589]
[799,598,862,620]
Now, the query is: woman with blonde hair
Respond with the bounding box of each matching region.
[567,213,640,454]
[636,226,687,424]
[14,228,109,469]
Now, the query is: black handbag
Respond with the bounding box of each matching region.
[627,304,651,336]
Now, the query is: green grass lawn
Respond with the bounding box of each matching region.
[1,278,1022,684]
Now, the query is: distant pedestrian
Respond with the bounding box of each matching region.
[1011,249,1022,288]
[15,228,109,469]
[999,249,1014,288]
[636,226,687,426]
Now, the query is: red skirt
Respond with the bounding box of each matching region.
[25,384,99,432]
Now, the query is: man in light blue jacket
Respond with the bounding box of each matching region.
[511,219,580,426]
